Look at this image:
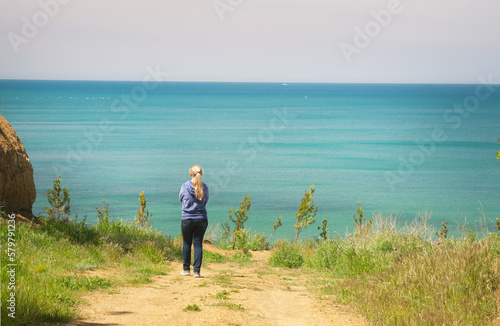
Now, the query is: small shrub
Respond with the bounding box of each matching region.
[96,198,110,225]
[435,221,449,239]
[306,238,341,270]
[216,195,271,250]
[244,230,268,250]
[45,176,71,220]
[228,194,252,249]
[266,215,283,249]
[294,184,318,243]
[135,191,152,229]
[353,201,371,235]
[318,218,329,240]
[269,242,304,268]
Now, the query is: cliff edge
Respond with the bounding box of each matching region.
[0,114,36,219]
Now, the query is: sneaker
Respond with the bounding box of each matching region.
[193,273,201,278]
[181,270,190,276]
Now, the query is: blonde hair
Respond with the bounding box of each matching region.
[189,165,204,200]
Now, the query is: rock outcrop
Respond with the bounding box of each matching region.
[0,114,36,219]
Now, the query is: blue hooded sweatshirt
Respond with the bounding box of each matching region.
[179,181,209,220]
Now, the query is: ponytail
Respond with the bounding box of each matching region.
[189,165,204,200]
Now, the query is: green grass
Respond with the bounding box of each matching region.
[269,214,500,326]
[228,251,253,265]
[2,203,499,326]
[269,241,304,268]
[214,290,230,300]
[59,275,112,291]
[183,304,201,312]
[212,271,233,286]
[204,250,227,263]
[213,302,245,311]
[345,239,498,325]
[0,216,181,326]
[209,288,244,311]
[204,247,253,266]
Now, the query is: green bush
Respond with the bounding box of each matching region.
[269,242,304,268]
[216,229,267,251]
[336,246,377,277]
[243,230,268,250]
[41,216,100,246]
[45,175,71,220]
[221,194,261,250]
[134,191,152,229]
[304,239,339,270]
[95,219,181,260]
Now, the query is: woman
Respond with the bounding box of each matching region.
[179,165,209,278]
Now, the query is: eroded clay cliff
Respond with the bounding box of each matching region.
[0,114,36,219]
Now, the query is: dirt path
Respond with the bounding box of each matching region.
[56,245,367,326]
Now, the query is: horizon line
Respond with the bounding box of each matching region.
[1,78,498,86]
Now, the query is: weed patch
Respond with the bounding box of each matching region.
[183,304,201,312]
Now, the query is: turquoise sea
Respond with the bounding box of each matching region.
[1,80,499,239]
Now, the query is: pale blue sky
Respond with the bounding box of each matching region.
[1,0,499,83]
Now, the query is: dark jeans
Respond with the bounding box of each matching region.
[181,219,208,273]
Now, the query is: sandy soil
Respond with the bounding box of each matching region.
[45,244,368,326]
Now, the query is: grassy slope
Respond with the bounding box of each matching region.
[0,216,181,326]
[270,215,500,326]
[1,212,499,326]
